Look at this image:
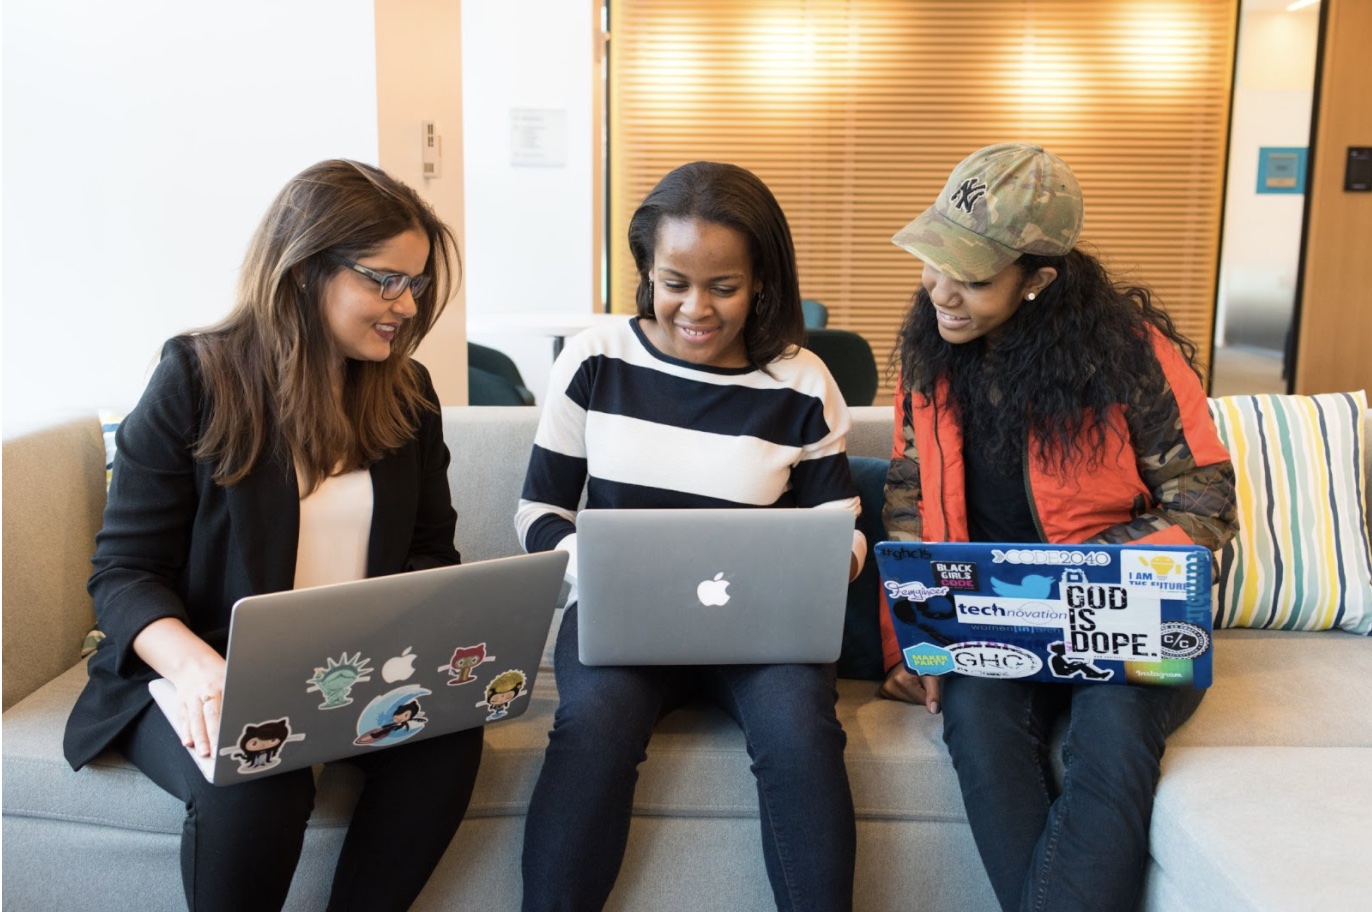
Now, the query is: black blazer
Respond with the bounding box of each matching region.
[63,338,460,769]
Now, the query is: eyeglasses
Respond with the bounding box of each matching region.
[332,256,431,301]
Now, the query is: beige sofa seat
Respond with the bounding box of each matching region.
[4,405,1370,912]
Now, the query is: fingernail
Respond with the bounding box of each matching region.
[929,701,940,714]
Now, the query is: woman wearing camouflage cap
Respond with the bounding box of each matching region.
[879,144,1238,911]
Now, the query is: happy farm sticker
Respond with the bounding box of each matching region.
[305,652,375,709]
[477,670,528,721]
[223,717,306,774]
[437,642,495,686]
[354,685,432,746]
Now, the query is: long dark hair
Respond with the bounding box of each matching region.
[190,160,461,490]
[894,248,1199,475]
[628,161,804,368]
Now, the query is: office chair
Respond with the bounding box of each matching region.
[468,341,535,406]
[801,298,830,328]
[804,328,879,407]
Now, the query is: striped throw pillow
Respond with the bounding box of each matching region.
[1209,391,1372,634]
[99,408,124,490]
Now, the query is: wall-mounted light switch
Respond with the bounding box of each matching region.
[422,121,442,179]
[1346,147,1371,192]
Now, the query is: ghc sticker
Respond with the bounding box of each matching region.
[902,642,955,676]
[948,642,1043,679]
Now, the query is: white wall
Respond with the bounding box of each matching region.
[1215,5,1319,351]
[460,0,599,404]
[2,0,379,437]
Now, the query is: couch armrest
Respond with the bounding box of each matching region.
[2,417,106,710]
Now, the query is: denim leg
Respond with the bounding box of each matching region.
[940,675,1062,912]
[521,605,685,912]
[1021,685,1203,912]
[704,663,856,912]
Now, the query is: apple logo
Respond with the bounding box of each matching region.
[697,572,731,606]
[381,647,418,683]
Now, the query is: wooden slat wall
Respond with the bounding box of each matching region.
[1294,0,1372,395]
[609,0,1237,404]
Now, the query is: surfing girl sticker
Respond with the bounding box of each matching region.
[353,685,432,746]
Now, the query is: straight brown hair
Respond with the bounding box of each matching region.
[189,159,460,490]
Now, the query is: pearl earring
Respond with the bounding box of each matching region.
[1026,292,1037,302]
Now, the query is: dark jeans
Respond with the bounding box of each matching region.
[121,704,484,912]
[940,676,1204,912]
[521,604,856,912]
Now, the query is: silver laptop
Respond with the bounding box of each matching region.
[575,508,854,665]
[149,551,567,785]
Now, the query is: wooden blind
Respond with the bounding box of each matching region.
[609,0,1237,403]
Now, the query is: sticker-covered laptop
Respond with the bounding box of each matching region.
[149,550,567,785]
[576,508,855,665]
[873,541,1214,688]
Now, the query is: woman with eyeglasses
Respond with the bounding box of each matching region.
[63,159,479,912]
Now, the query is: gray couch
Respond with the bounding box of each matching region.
[5,406,1371,911]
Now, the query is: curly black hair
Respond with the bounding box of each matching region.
[894,249,1200,476]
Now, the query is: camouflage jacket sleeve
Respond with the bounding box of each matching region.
[1087,376,1238,552]
[882,403,924,541]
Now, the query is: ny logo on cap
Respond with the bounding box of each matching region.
[949,178,987,214]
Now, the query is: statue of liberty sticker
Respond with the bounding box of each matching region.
[305,652,374,709]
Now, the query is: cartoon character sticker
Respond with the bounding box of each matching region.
[353,685,432,746]
[437,642,495,686]
[224,718,306,774]
[477,669,528,721]
[305,652,374,709]
[1047,641,1114,681]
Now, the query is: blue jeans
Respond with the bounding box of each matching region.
[940,677,1204,912]
[521,604,856,912]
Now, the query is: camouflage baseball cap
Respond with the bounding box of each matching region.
[892,143,1083,282]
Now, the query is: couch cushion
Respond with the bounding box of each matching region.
[1148,746,1372,912]
[524,626,962,822]
[16,631,1368,839]
[6,663,963,847]
[1210,391,1372,634]
[1168,629,1372,748]
[444,406,541,564]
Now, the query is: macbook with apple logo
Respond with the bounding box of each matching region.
[147,550,567,785]
[574,508,855,665]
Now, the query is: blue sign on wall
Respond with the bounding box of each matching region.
[1257,147,1307,195]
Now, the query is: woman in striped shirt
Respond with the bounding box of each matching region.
[517,161,863,912]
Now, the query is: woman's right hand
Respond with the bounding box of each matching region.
[879,665,941,714]
[133,617,228,757]
[169,654,228,757]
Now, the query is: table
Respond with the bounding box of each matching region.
[467,311,627,360]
